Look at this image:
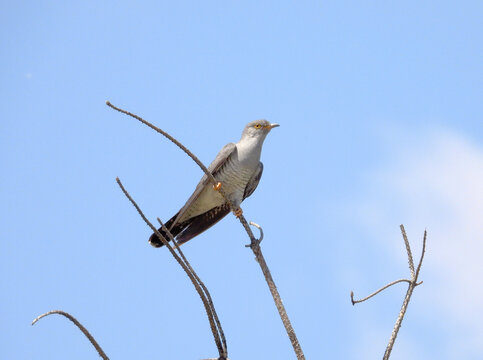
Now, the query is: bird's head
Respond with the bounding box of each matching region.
[240,119,280,141]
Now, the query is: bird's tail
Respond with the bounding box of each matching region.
[148,212,182,248]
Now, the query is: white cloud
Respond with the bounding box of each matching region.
[357,128,483,358]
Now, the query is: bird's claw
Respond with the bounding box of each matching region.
[233,208,243,218]
[213,182,222,191]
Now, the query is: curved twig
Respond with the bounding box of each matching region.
[350,279,423,305]
[107,101,305,360]
[245,221,264,247]
[106,101,214,184]
[32,310,109,360]
[157,218,227,354]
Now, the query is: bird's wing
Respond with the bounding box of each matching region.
[170,142,237,228]
[243,162,263,200]
[175,203,231,245]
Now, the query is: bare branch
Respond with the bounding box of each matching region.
[415,230,427,279]
[107,102,305,360]
[383,284,414,359]
[116,178,227,359]
[383,227,427,360]
[250,237,305,359]
[157,218,227,354]
[350,279,423,305]
[350,226,427,360]
[400,224,415,279]
[32,310,109,360]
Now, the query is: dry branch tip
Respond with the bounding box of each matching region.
[245,221,264,247]
[350,279,413,305]
[31,310,109,360]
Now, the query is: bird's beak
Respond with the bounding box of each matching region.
[267,123,280,130]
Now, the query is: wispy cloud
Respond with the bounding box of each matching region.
[356,128,483,358]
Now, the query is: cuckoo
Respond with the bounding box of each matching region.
[149,120,279,247]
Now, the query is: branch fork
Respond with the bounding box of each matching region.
[350,225,427,360]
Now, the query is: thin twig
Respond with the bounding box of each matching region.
[107,101,305,360]
[32,310,109,360]
[415,230,427,279]
[399,224,415,279]
[157,218,227,354]
[117,178,227,359]
[350,279,422,305]
[106,101,215,184]
[383,227,427,360]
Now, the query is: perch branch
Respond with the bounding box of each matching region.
[32,310,109,360]
[107,101,305,360]
[247,221,305,359]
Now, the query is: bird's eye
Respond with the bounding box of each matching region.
[254,124,262,129]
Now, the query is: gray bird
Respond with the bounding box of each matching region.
[149,120,279,247]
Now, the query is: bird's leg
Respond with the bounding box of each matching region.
[233,207,243,218]
[213,181,242,217]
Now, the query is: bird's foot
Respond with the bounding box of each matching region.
[213,182,222,191]
[233,207,243,218]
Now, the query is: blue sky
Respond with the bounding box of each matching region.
[1,1,482,359]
